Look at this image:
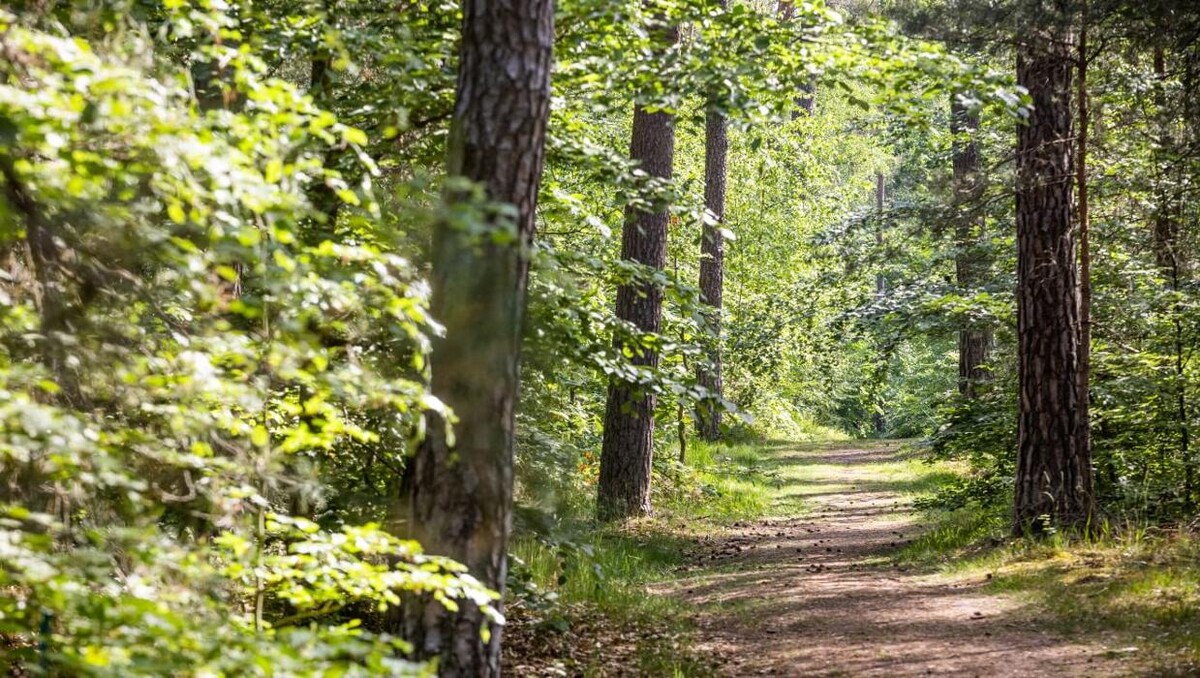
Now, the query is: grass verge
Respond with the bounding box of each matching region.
[503,439,780,676]
[896,487,1200,674]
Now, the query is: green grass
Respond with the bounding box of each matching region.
[506,437,789,675]
[758,439,961,515]
[513,437,1200,674]
[509,533,703,675]
[892,482,1200,672]
[653,440,775,522]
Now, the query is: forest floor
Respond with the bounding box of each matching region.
[506,439,1200,676]
[654,440,1158,677]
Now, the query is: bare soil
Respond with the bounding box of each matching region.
[658,441,1146,677]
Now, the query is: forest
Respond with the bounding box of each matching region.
[3,0,1200,675]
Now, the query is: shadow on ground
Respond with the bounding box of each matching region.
[652,440,1149,677]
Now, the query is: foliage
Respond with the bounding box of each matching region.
[9,0,1200,670]
[0,9,494,674]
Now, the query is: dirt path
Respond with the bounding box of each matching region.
[658,441,1142,677]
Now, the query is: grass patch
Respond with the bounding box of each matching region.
[894,503,1009,569]
[505,438,786,675]
[653,440,776,523]
[893,472,1200,673]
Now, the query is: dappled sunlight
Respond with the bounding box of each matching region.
[653,441,1148,676]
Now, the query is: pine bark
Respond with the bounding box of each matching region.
[1075,15,1093,499]
[1013,28,1095,533]
[951,98,993,397]
[403,0,553,673]
[696,104,728,441]
[598,25,679,521]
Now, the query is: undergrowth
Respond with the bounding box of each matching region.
[503,439,779,675]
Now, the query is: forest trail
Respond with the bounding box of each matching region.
[658,441,1141,677]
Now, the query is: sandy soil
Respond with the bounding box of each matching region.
[656,442,1147,677]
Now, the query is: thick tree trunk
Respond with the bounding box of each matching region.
[951,98,993,397]
[403,0,553,673]
[598,26,679,520]
[1013,28,1095,533]
[696,104,728,441]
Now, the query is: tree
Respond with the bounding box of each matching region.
[1013,9,1095,532]
[402,0,554,671]
[1074,4,1093,500]
[598,22,680,521]
[951,97,993,397]
[697,19,730,442]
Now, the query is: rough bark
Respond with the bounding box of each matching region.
[598,25,679,521]
[696,103,728,441]
[1013,27,1095,533]
[403,0,553,673]
[1075,13,1093,497]
[951,98,993,397]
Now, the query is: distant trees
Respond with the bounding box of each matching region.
[598,22,680,521]
[1012,8,1095,532]
[402,0,554,671]
[697,9,730,442]
[951,97,992,398]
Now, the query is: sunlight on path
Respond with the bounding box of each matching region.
[655,441,1141,677]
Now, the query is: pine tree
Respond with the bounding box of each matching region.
[402,0,554,670]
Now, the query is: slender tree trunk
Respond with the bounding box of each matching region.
[1076,9,1093,497]
[696,92,729,442]
[873,172,887,436]
[598,25,679,521]
[403,0,553,672]
[1013,25,1095,533]
[875,172,886,299]
[951,97,993,397]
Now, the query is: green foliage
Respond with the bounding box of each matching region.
[0,8,493,674]
[11,0,1197,669]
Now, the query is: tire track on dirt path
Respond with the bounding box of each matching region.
[655,441,1143,677]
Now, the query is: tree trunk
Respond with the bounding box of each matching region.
[951,97,993,397]
[1013,26,1095,533]
[696,101,728,442]
[873,172,886,436]
[598,25,679,521]
[403,0,553,673]
[1075,12,1093,500]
